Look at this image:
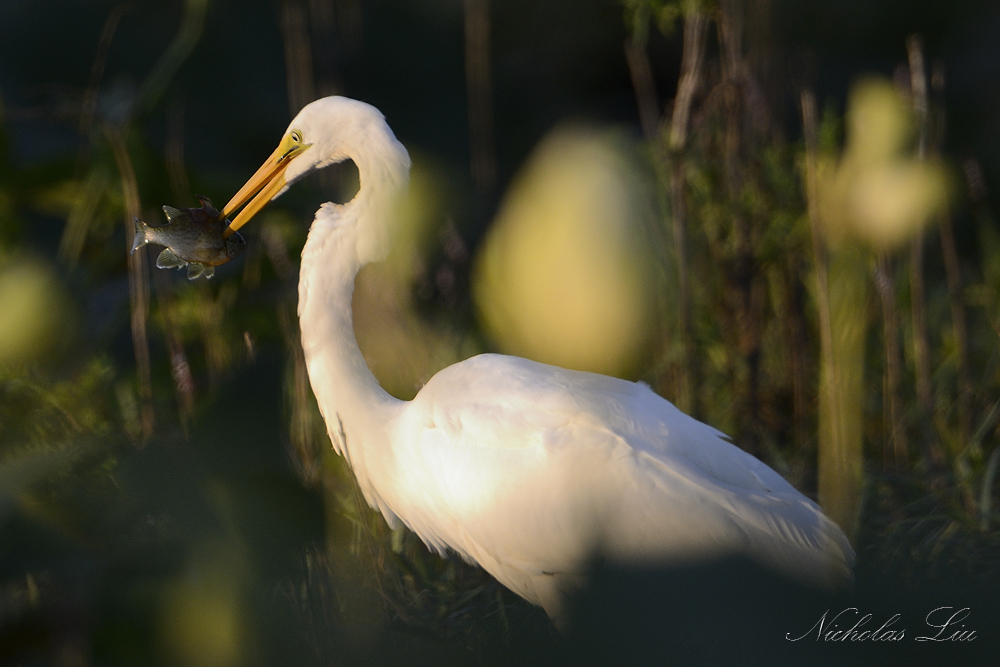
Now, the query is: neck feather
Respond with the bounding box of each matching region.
[296,148,408,517]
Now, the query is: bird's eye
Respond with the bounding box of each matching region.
[291,130,303,143]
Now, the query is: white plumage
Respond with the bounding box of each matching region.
[224,96,854,620]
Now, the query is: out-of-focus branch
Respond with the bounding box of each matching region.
[802,90,864,543]
[940,215,972,435]
[669,12,708,153]
[80,3,132,138]
[162,101,196,430]
[58,170,110,267]
[980,442,1000,532]
[905,35,938,469]
[718,2,762,455]
[785,261,809,449]
[801,90,834,446]
[625,7,707,416]
[63,5,132,267]
[166,102,191,200]
[924,60,976,514]
[876,255,906,468]
[135,0,208,116]
[624,37,661,145]
[930,62,973,455]
[105,127,154,442]
[669,11,707,418]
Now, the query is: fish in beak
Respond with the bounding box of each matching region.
[131,195,246,280]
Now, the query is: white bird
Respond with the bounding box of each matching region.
[220,96,854,620]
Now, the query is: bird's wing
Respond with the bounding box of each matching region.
[388,354,853,607]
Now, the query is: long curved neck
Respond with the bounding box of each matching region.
[297,145,408,513]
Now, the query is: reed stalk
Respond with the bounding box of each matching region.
[801,90,864,541]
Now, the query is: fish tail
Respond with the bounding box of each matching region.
[130,217,148,255]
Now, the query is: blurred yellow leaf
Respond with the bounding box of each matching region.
[845,78,912,166]
[848,161,948,247]
[159,541,247,667]
[0,256,74,366]
[473,126,658,378]
[816,76,950,249]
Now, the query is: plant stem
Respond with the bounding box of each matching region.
[624,9,707,417]
[162,102,196,431]
[930,63,974,457]
[623,36,660,146]
[876,253,906,468]
[802,90,863,542]
[669,10,708,418]
[906,35,940,469]
[719,3,761,455]
[135,0,208,116]
[80,4,132,140]
[785,259,810,451]
[106,127,154,442]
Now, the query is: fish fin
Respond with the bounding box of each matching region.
[195,194,220,218]
[130,217,147,255]
[186,263,206,280]
[162,205,184,223]
[156,248,186,269]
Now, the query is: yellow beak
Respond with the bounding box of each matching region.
[222,132,311,238]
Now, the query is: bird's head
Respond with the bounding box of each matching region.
[221,97,410,249]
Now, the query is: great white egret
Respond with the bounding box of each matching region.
[220,96,854,619]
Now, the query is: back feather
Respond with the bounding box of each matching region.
[384,354,853,616]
